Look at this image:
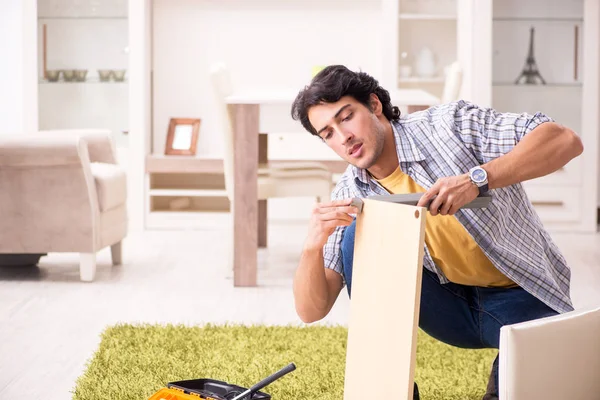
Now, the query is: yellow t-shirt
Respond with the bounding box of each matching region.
[377,167,516,288]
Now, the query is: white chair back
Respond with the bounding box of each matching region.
[499,305,600,399]
[441,61,462,104]
[209,63,235,201]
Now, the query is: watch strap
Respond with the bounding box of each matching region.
[478,183,489,196]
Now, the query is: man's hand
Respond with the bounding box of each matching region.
[417,174,479,216]
[304,199,358,251]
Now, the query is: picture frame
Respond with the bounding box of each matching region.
[165,118,201,156]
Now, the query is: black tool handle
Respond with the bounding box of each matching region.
[230,363,296,400]
[248,363,296,394]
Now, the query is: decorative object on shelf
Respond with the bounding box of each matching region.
[168,197,192,211]
[46,70,61,82]
[97,69,127,82]
[399,51,412,78]
[415,47,436,78]
[113,69,126,82]
[165,118,200,156]
[75,69,88,82]
[63,70,76,82]
[514,27,546,85]
[98,69,112,82]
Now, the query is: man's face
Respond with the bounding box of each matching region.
[307,95,385,170]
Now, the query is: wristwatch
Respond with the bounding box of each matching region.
[469,166,489,195]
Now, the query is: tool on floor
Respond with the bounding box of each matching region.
[230,363,296,400]
[148,362,296,400]
[350,192,492,214]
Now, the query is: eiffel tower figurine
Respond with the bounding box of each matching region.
[514,27,546,85]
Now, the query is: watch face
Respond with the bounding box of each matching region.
[471,168,487,183]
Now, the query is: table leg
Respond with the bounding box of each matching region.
[232,104,259,287]
[258,133,268,248]
[258,200,268,248]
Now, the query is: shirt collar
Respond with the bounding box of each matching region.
[351,119,426,185]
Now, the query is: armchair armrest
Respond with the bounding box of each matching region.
[0,134,89,167]
[0,133,102,253]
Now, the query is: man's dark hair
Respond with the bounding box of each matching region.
[291,65,401,136]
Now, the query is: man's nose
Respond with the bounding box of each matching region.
[337,129,354,144]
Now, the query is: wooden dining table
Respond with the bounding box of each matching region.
[225,88,440,287]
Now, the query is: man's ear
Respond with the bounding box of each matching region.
[369,93,383,116]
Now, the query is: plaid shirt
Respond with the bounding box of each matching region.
[325,100,574,314]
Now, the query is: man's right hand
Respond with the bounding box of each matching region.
[304,198,358,251]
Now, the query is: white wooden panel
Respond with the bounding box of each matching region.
[499,306,600,400]
[522,184,581,223]
[457,0,492,106]
[344,199,426,400]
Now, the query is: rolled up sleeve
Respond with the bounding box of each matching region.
[450,100,554,163]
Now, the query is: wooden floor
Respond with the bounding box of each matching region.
[1,220,599,399]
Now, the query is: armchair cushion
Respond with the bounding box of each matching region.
[90,162,127,212]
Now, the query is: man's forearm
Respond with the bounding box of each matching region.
[293,247,334,323]
[484,122,583,190]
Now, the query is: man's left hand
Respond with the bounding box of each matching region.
[416,174,479,216]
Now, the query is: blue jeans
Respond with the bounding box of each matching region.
[340,220,558,395]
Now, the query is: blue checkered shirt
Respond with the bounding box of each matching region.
[325,100,573,314]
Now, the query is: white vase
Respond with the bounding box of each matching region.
[415,47,436,78]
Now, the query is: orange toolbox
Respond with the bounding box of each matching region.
[148,363,296,400]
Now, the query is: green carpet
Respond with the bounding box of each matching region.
[72,324,497,400]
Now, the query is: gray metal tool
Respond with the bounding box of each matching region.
[230,363,296,400]
[350,193,492,213]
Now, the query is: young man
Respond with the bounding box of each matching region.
[290,65,583,400]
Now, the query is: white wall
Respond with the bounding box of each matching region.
[152,0,383,158]
[0,0,38,134]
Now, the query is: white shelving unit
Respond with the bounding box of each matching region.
[37,0,130,149]
[393,0,458,99]
[483,0,598,232]
[382,0,488,103]
[143,155,230,230]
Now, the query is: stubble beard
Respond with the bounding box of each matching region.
[358,123,385,170]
